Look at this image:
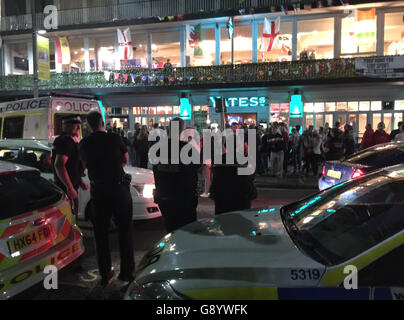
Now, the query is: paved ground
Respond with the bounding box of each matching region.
[11,187,317,300]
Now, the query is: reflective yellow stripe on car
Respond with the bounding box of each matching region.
[321,232,404,286]
[184,287,278,300]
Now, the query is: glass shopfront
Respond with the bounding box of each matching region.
[133,106,181,129]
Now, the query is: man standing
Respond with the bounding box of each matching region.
[80,111,135,287]
[152,118,201,233]
[52,115,88,215]
[370,122,390,147]
[390,121,403,141]
[267,123,285,178]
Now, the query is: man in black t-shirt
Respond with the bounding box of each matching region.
[80,111,135,288]
[52,115,88,215]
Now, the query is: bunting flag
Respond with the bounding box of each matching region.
[281,5,288,15]
[261,17,280,52]
[141,75,148,84]
[104,71,111,81]
[168,76,175,83]
[122,73,129,83]
[117,28,133,61]
[55,36,71,64]
[270,6,276,12]
[315,62,324,74]
[304,4,312,11]
[186,24,202,56]
[131,74,138,83]
[355,8,376,47]
[177,14,184,21]
[167,16,175,21]
[159,76,165,84]
[113,73,120,82]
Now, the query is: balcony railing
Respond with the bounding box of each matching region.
[1,0,319,32]
[0,58,360,93]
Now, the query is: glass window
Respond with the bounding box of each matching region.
[395,100,404,111]
[67,38,85,72]
[394,113,403,131]
[6,43,29,75]
[93,36,116,71]
[341,9,376,55]
[348,101,358,111]
[371,101,382,111]
[3,116,25,139]
[258,20,292,62]
[325,114,333,127]
[297,18,334,60]
[188,27,215,67]
[314,103,324,113]
[152,31,180,68]
[346,144,404,166]
[306,114,314,127]
[384,113,393,133]
[373,113,382,130]
[282,171,404,266]
[221,24,252,64]
[336,102,347,111]
[304,103,314,113]
[358,113,368,142]
[325,102,336,112]
[0,147,19,161]
[359,101,370,111]
[122,33,147,69]
[0,171,63,220]
[384,12,404,56]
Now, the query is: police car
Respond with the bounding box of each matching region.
[0,161,84,299]
[126,164,404,300]
[0,139,161,220]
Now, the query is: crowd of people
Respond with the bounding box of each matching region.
[254,120,403,178]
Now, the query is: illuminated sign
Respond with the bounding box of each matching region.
[180,98,192,120]
[227,17,234,39]
[289,94,303,118]
[210,96,267,108]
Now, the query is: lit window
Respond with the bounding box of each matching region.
[395,100,404,111]
[384,12,404,56]
[304,103,314,113]
[325,102,336,112]
[314,103,324,113]
[336,102,347,111]
[348,102,358,111]
[371,101,382,111]
[359,101,370,111]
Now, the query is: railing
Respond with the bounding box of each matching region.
[0,58,357,92]
[1,0,313,32]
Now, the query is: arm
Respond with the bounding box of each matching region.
[54,154,77,199]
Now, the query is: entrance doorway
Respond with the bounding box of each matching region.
[226,113,257,126]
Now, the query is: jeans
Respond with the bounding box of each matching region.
[270,151,284,178]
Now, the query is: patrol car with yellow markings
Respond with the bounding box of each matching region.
[126,164,404,300]
[0,161,84,299]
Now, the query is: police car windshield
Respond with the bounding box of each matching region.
[281,169,404,266]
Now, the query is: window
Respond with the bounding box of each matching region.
[345,144,404,166]
[325,102,336,112]
[371,101,382,111]
[348,102,358,111]
[67,38,85,72]
[118,33,148,69]
[314,103,324,113]
[297,18,334,60]
[336,102,347,111]
[188,27,215,67]
[53,114,91,137]
[3,116,25,139]
[384,12,404,56]
[395,100,404,111]
[359,101,370,111]
[282,171,404,266]
[0,147,20,162]
[0,171,63,220]
[152,31,180,68]
[304,103,314,113]
[341,9,376,55]
[221,24,252,64]
[258,21,292,62]
[6,43,29,75]
[22,149,52,173]
[93,36,116,71]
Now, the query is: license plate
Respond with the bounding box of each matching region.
[8,225,53,255]
[327,169,342,179]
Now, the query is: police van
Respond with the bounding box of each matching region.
[0,95,104,143]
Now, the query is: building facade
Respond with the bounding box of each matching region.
[1,0,404,141]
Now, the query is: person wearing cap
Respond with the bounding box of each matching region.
[52,114,88,215]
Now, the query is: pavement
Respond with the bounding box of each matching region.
[254,173,319,189]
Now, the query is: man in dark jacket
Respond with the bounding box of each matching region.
[152,118,201,233]
[324,128,345,161]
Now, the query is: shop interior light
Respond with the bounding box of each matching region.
[37,30,47,34]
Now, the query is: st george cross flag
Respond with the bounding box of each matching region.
[117,28,133,61]
[355,8,376,47]
[261,17,280,52]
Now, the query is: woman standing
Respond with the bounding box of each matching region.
[136,126,149,169]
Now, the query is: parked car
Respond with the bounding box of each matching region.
[126,164,404,300]
[0,161,84,299]
[319,141,404,190]
[0,139,161,221]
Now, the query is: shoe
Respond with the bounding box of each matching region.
[118,273,135,283]
[100,270,115,288]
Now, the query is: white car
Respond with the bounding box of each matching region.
[0,139,161,221]
[0,161,84,299]
[126,164,404,300]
